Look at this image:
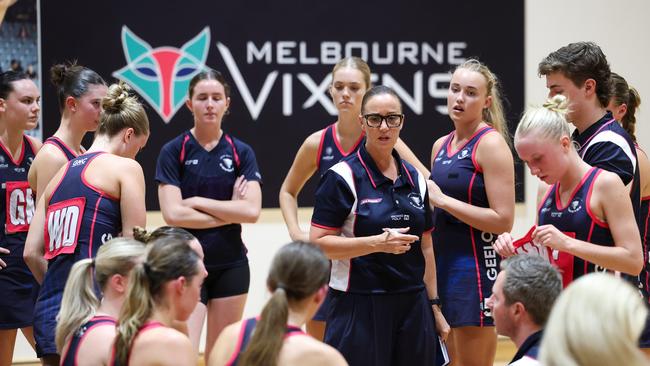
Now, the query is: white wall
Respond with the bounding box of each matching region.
[12,0,650,362]
[523,0,650,219]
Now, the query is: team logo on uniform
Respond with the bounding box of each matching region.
[540,197,553,213]
[568,198,583,213]
[322,146,334,161]
[219,154,235,172]
[360,197,382,205]
[185,159,199,166]
[101,233,114,244]
[481,299,493,318]
[434,149,444,162]
[408,192,424,209]
[112,26,210,123]
[458,148,470,159]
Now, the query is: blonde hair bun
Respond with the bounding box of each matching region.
[102,81,132,113]
[542,94,569,115]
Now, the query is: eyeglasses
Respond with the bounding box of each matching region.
[363,113,404,128]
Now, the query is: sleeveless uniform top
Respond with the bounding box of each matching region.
[60,315,116,366]
[311,144,432,294]
[156,131,262,271]
[537,167,614,286]
[1,135,37,251]
[429,126,499,327]
[34,152,121,355]
[573,113,644,293]
[226,317,305,366]
[316,123,364,177]
[39,151,122,301]
[111,321,165,366]
[0,135,37,328]
[43,136,78,161]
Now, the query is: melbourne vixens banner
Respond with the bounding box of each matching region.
[40,0,524,209]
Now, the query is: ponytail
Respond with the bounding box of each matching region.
[114,237,200,365]
[622,87,641,142]
[239,289,290,366]
[114,263,155,365]
[55,259,97,352]
[56,238,145,354]
[239,242,329,365]
[610,72,642,143]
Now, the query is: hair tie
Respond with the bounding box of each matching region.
[276,282,286,291]
[90,258,96,268]
[143,262,152,276]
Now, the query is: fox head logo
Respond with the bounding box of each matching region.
[112,26,210,123]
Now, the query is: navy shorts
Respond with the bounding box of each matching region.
[33,291,62,357]
[0,255,35,329]
[438,256,495,327]
[200,263,250,305]
[324,288,437,366]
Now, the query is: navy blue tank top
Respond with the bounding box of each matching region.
[1,135,37,254]
[38,152,122,311]
[430,126,500,323]
[226,317,305,366]
[538,167,614,285]
[0,136,37,303]
[60,315,116,366]
[316,123,364,177]
[43,136,78,161]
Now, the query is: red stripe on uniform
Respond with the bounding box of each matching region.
[468,171,484,326]
[586,221,596,275]
[311,222,340,231]
[401,162,415,187]
[225,320,249,366]
[357,150,377,189]
[224,134,240,168]
[179,134,190,163]
[87,196,104,258]
[644,203,650,299]
[585,169,608,228]
[316,126,329,169]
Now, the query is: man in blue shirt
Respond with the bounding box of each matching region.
[487,255,562,365]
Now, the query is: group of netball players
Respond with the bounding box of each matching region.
[0,39,647,366]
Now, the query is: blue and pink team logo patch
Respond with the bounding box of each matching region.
[112,26,210,123]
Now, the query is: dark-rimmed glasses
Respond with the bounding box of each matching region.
[363,113,404,128]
